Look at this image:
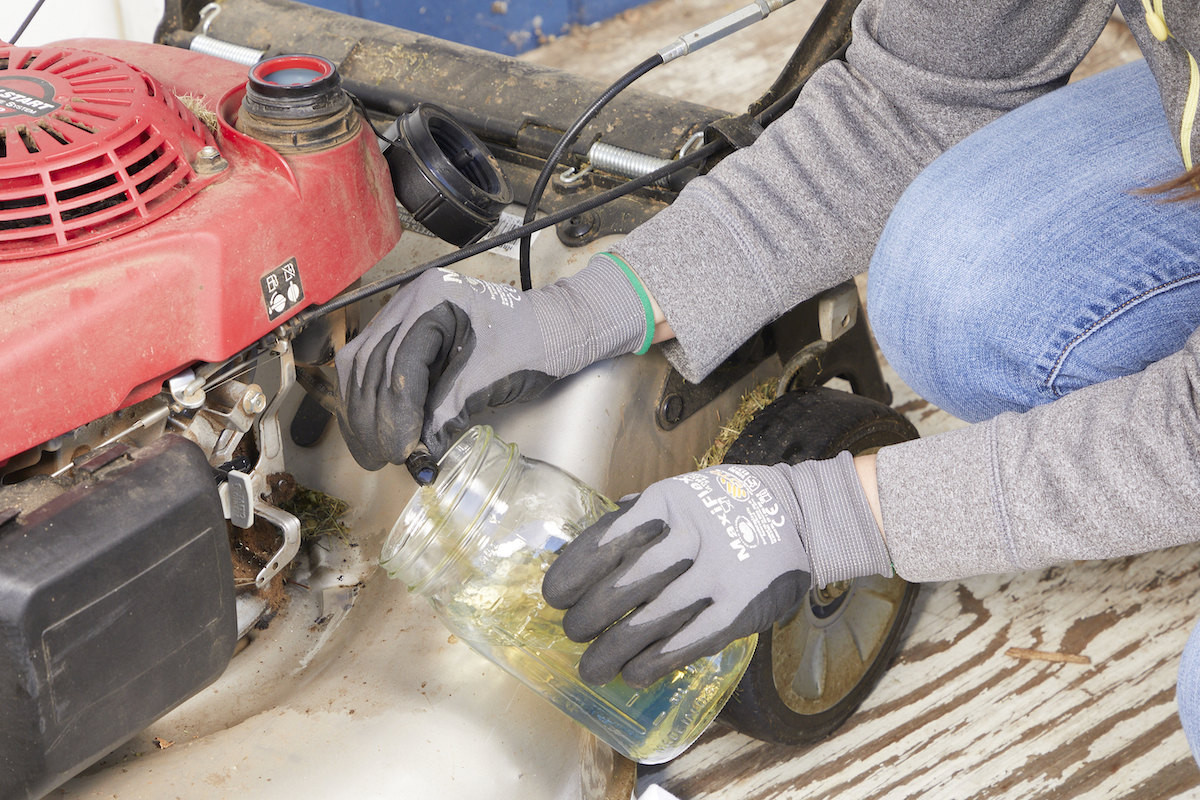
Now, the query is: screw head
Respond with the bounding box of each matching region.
[557,211,599,245]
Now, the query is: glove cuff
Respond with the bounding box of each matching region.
[530,253,652,377]
[783,451,893,587]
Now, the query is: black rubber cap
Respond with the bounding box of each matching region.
[385,104,513,247]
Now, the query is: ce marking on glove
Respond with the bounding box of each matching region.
[674,467,787,561]
[438,268,521,308]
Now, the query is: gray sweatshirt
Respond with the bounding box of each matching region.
[610,0,1200,582]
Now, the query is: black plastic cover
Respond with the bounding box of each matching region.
[0,435,236,800]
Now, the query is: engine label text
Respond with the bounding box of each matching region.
[0,77,61,119]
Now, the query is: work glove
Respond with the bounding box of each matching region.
[335,254,653,469]
[542,452,891,687]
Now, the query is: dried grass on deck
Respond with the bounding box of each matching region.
[695,380,777,470]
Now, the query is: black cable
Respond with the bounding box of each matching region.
[288,139,725,329]
[10,0,47,44]
[346,92,394,150]
[518,53,664,292]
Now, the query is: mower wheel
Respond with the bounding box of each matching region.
[717,385,920,746]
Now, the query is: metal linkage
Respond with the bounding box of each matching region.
[562,132,706,188]
[657,0,797,63]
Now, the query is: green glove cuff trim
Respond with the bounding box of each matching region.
[604,252,655,355]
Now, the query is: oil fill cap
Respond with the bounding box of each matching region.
[385,104,513,247]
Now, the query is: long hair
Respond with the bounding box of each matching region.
[1140,163,1200,201]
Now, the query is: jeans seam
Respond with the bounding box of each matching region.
[1044,270,1200,397]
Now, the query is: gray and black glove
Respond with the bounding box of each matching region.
[334,254,653,469]
[542,452,891,687]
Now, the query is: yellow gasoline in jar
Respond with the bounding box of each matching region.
[380,425,756,764]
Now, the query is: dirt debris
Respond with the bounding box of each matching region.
[228,473,352,620]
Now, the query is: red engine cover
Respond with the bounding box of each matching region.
[0,40,403,463]
[0,46,216,257]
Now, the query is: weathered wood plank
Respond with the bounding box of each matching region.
[638,547,1200,799]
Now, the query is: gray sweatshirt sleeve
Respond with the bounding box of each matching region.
[878,328,1200,582]
[612,0,1114,381]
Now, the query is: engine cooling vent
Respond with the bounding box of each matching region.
[0,46,213,258]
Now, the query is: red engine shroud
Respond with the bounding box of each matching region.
[0,40,403,463]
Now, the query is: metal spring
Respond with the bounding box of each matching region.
[588,142,672,188]
[190,35,265,67]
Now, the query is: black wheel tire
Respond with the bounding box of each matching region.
[716,385,921,746]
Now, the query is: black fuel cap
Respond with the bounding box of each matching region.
[385,104,513,247]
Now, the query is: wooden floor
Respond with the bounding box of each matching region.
[522,4,1200,798]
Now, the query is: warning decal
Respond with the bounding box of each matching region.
[260,257,305,321]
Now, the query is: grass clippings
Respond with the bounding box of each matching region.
[279,485,352,543]
[176,93,219,133]
[229,478,353,618]
[695,380,778,470]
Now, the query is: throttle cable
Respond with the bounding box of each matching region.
[518,54,664,291]
[285,138,726,330]
[517,0,800,290]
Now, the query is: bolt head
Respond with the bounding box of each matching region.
[193,146,228,174]
[661,393,685,426]
[242,390,268,414]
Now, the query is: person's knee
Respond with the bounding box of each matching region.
[866,184,1038,421]
[867,58,1200,422]
[867,176,961,363]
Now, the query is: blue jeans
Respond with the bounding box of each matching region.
[868,60,1200,424]
[865,60,1200,761]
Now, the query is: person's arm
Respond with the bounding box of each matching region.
[615,0,1113,382]
[638,272,675,343]
[854,453,885,539]
[876,327,1200,582]
[543,329,1199,687]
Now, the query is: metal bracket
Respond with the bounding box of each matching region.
[656,331,774,431]
[818,281,859,342]
[167,369,206,410]
[773,283,891,403]
[249,340,301,587]
[704,114,765,152]
[179,379,264,466]
[204,341,304,588]
[252,502,302,589]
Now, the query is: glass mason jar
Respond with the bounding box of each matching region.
[380,425,756,764]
